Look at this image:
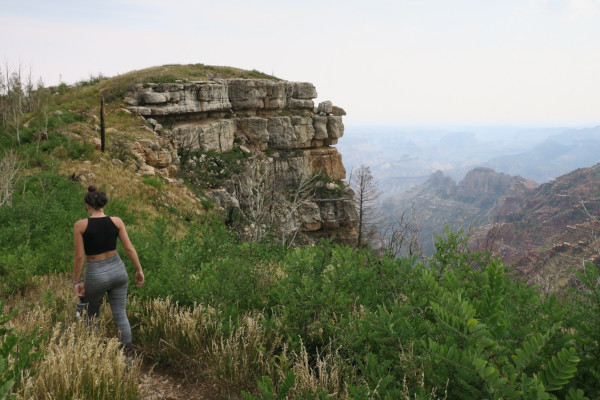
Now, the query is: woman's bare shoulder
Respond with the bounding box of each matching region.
[110,216,125,228]
[74,218,88,231]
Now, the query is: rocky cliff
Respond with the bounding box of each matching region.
[121,78,357,244]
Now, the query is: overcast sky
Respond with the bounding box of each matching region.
[2,0,599,126]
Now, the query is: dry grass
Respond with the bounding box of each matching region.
[19,323,142,400]
[4,274,408,399]
[290,341,347,398]
[210,313,284,395]
[3,274,142,399]
[59,153,204,236]
[129,297,218,371]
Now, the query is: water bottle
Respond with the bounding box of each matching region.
[76,296,88,318]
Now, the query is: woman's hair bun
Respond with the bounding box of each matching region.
[84,185,107,209]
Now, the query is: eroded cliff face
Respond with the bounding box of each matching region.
[124,78,357,244]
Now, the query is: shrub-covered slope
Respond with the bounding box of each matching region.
[1,64,599,399]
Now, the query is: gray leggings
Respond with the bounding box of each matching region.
[84,254,132,346]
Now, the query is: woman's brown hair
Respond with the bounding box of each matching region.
[84,186,107,210]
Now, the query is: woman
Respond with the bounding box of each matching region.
[73,186,144,351]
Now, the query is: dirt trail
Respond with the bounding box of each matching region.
[138,362,222,400]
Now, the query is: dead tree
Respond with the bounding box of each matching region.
[0,150,19,207]
[350,165,382,248]
[379,205,424,258]
[232,158,319,249]
[100,96,105,152]
[233,159,275,252]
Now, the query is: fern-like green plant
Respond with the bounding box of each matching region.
[427,261,583,399]
[242,371,296,400]
[567,262,600,397]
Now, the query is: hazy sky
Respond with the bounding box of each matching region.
[2,0,599,126]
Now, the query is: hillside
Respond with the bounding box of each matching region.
[471,162,600,292]
[381,167,538,254]
[1,64,600,399]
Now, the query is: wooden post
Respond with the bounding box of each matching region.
[100,96,105,152]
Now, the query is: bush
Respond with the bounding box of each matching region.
[0,172,85,295]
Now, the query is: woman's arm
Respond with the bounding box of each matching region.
[113,217,144,287]
[73,219,86,296]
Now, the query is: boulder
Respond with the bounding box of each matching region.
[331,106,346,116]
[140,92,167,104]
[138,164,155,176]
[317,101,333,114]
[90,138,102,150]
[292,82,318,99]
[124,97,138,106]
[127,106,152,116]
[239,145,251,154]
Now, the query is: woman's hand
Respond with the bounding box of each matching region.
[135,270,145,287]
[74,282,85,297]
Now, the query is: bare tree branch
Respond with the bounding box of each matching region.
[0,150,20,207]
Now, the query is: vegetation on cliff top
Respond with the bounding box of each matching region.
[1,64,599,399]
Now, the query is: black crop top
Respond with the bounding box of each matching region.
[82,216,119,256]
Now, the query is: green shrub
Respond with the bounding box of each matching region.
[0,172,85,292]
[141,175,163,190]
[567,262,600,397]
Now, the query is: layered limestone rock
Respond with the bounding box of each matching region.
[125,78,356,244]
[173,120,236,153]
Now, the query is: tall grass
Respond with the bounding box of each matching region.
[128,296,362,398]
[4,275,141,399]
[19,323,142,400]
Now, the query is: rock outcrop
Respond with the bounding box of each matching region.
[125,78,356,244]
